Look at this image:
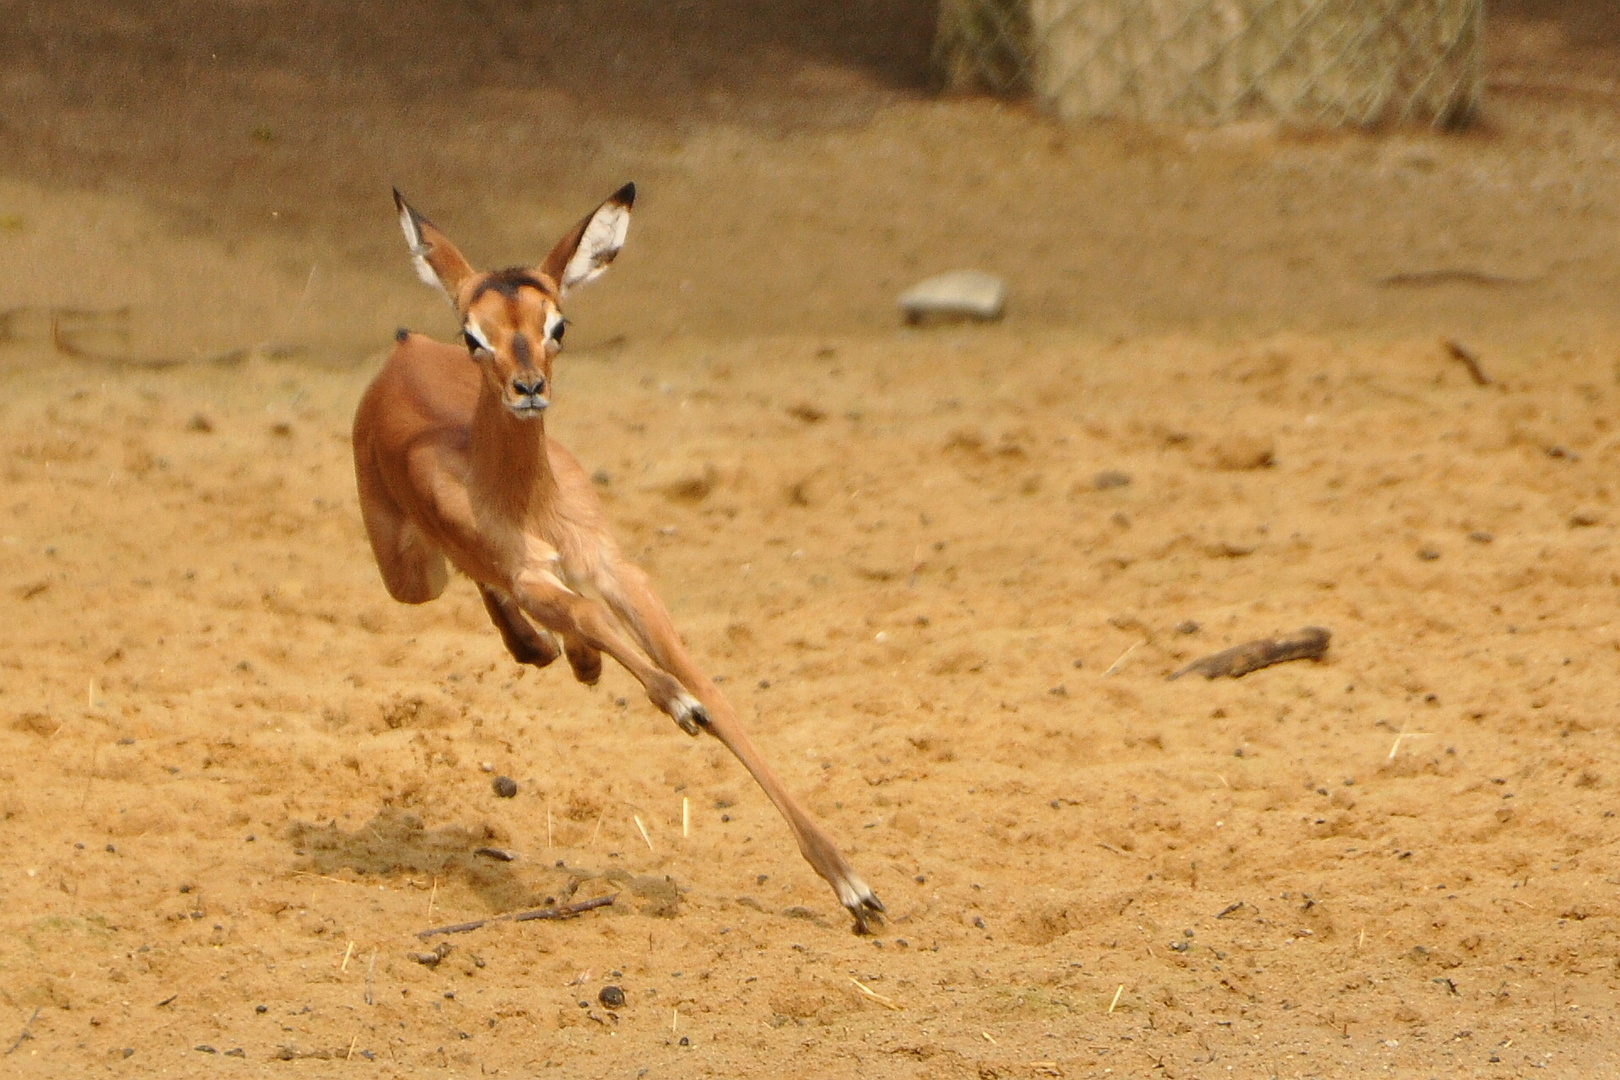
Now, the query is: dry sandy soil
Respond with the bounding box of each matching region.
[3,2,1620,1077]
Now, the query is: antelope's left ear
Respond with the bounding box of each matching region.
[540,182,634,295]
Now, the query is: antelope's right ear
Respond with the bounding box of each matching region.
[394,189,476,308]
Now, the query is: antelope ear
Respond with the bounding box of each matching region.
[394,189,476,307]
[539,182,634,295]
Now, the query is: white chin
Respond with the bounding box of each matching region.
[507,403,548,419]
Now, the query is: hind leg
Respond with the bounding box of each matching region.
[357,465,449,604]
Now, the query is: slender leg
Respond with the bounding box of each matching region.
[511,569,708,734]
[592,557,885,929]
[479,585,561,667]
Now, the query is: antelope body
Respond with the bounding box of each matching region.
[352,185,883,929]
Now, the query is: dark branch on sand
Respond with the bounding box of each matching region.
[1169,627,1331,681]
[5,1008,40,1055]
[416,894,617,939]
[1443,339,1491,386]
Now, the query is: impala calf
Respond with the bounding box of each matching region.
[352,185,883,929]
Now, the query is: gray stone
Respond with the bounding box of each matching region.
[899,270,1006,323]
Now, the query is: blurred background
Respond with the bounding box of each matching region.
[1,0,1617,363]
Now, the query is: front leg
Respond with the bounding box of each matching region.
[479,585,561,667]
[511,566,706,733]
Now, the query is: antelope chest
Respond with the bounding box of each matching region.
[514,530,598,595]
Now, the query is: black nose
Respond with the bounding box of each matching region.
[512,376,546,397]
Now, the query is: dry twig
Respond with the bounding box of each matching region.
[417,894,616,939]
[1443,339,1491,386]
[1169,626,1330,681]
[5,1008,40,1055]
[849,977,903,1011]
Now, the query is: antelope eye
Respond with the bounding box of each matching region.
[462,330,479,353]
[551,321,566,343]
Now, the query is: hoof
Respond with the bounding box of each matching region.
[837,876,885,933]
[670,696,707,737]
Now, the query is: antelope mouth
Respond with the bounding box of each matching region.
[506,396,549,419]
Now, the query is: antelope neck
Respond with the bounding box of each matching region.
[469,379,557,521]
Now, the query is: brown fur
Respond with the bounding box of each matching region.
[353,188,883,929]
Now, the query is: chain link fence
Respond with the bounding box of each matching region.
[934,0,1482,128]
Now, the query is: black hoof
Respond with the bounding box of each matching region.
[848,894,886,934]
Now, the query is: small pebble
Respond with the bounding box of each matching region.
[1093,469,1131,490]
[598,985,626,1009]
[492,776,518,798]
[679,1036,690,1047]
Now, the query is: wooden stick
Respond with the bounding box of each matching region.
[4,1007,39,1055]
[849,977,903,1011]
[1104,640,1142,676]
[416,894,616,939]
[1443,339,1491,386]
[1169,626,1330,681]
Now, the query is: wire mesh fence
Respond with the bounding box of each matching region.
[933,0,1483,129]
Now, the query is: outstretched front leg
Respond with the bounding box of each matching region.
[510,567,709,735]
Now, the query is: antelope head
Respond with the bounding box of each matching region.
[393,183,634,419]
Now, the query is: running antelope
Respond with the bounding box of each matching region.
[352,185,883,930]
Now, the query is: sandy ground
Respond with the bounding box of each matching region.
[3,2,1620,1077]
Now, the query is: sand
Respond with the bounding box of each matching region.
[1,2,1619,1076]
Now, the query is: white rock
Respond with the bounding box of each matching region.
[899,270,1007,323]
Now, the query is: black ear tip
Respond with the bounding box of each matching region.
[392,187,405,210]
[614,181,636,208]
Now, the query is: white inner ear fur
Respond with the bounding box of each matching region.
[398,204,450,299]
[559,201,630,294]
